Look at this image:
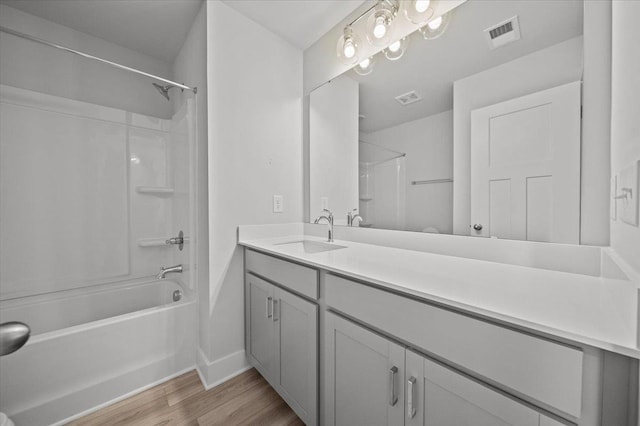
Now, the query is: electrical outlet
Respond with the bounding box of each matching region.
[320,197,329,211]
[273,195,283,213]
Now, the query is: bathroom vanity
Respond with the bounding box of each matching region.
[240,225,638,426]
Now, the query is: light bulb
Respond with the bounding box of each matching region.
[414,0,430,13]
[428,16,443,30]
[373,16,387,39]
[344,39,355,58]
[388,41,401,52]
[337,26,361,65]
[420,12,450,40]
[353,56,375,76]
[384,37,409,61]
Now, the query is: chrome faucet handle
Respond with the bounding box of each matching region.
[165,230,184,251]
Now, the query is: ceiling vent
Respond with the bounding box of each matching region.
[484,15,521,50]
[395,90,422,106]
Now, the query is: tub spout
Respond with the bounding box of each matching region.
[157,264,183,279]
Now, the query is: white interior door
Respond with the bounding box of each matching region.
[470,81,581,243]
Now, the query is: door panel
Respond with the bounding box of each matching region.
[471,81,581,243]
[247,274,275,380]
[275,287,318,425]
[406,350,539,426]
[324,312,404,426]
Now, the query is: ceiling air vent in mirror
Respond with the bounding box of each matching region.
[484,15,521,50]
[395,90,422,106]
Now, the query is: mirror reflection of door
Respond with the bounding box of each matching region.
[470,81,581,243]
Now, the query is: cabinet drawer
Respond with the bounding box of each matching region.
[246,249,319,299]
[325,274,583,418]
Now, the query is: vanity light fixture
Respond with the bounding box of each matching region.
[384,36,409,61]
[419,12,451,40]
[340,0,452,73]
[353,56,376,75]
[404,0,435,25]
[337,25,362,64]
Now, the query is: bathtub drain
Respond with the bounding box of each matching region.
[173,290,182,302]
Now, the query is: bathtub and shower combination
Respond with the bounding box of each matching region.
[0,18,200,425]
[0,278,196,425]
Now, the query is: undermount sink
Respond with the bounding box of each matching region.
[274,240,347,254]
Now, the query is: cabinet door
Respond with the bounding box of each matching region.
[274,287,318,426]
[246,274,276,380]
[324,312,404,426]
[405,350,540,426]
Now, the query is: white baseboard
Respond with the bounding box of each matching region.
[196,347,251,390]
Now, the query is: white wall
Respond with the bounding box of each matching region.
[0,4,173,119]
[610,1,640,274]
[452,37,583,236]
[362,110,453,233]
[203,1,303,384]
[172,2,209,363]
[309,75,359,225]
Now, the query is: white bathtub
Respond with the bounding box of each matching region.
[0,278,196,426]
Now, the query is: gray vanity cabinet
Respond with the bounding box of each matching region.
[324,312,405,426]
[245,272,318,426]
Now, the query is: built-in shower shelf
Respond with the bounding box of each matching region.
[136,186,174,195]
[359,197,373,202]
[137,238,170,248]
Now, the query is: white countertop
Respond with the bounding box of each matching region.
[239,233,640,358]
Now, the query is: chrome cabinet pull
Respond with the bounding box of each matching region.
[407,376,417,418]
[389,366,398,406]
[273,299,279,322]
[266,296,273,319]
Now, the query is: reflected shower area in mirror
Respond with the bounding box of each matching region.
[310,0,585,243]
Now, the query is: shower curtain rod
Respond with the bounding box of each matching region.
[0,26,197,93]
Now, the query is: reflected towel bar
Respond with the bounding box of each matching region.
[411,178,454,185]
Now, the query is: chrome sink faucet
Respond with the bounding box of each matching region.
[347,209,363,227]
[314,209,334,242]
[157,264,183,279]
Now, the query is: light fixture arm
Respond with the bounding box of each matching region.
[346,0,398,28]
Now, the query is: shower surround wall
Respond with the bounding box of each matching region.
[0,4,195,298]
[0,84,189,299]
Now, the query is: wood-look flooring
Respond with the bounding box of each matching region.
[68,368,304,426]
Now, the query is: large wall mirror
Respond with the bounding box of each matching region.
[310,0,586,244]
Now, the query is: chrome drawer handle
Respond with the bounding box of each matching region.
[273,299,279,322]
[408,376,416,418]
[266,296,273,319]
[389,366,398,406]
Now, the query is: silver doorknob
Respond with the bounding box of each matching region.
[473,224,483,231]
[0,322,30,356]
